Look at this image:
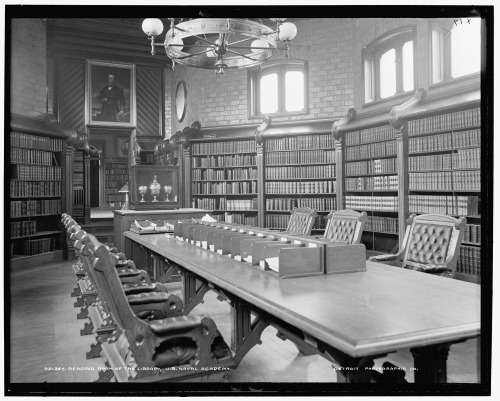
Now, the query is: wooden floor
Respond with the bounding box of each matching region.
[9,259,481,385]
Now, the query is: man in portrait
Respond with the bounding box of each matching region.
[97,74,126,122]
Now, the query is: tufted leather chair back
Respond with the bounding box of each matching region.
[323,209,368,244]
[285,207,317,236]
[401,214,466,275]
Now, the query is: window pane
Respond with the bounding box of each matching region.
[451,18,481,78]
[402,41,414,92]
[260,73,278,114]
[285,71,304,112]
[379,48,396,99]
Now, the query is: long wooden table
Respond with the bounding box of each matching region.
[124,231,481,383]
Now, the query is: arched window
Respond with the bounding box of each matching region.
[248,60,308,117]
[431,18,481,84]
[363,27,415,104]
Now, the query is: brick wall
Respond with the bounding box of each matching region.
[171,18,355,132]
[10,19,47,117]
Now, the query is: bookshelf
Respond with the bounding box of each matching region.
[73,149,85,221]
[264,133,336,232]
[191,139,258,226]
[406,106,481,283]
[9,117,65,268]
[343,124,400,253]
[104,159,129,209]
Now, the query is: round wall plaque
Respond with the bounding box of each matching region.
[175,81,187,122]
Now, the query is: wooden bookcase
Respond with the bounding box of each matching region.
[342,124,400,253]
[191,139,258,226]
[405,105,481,283]
[104,159,129,209]
[9,115,66,268]
[72,149,85,221]
[264,133,336,232]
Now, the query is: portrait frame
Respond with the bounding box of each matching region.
[86,60,136,127]
[116,136,130,159]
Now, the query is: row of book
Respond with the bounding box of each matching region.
[106,194,126,203]
[21,237,57,256]
[266,165,336,180]
[345,125,397,146]
[74,172,84,186]
[409,171,481,192]
[265,149,336,165]
[192,168,257,181]
[266,180,336,194]
[344,196,399,211]
[345,175,398,191]
[220,198,258,211]
[224,213,258,227]
[365,216,399,234]
[73,187,85,206]
[265,197,337,212]
[407,108,480,136]
[192,140,256,155]
[11,165,62,181]
[105,168,128,175]
[106,179,128,188]
[10,148,59,166]
[192,155,256,168]
[345,158,397,176]
[107,201,126,209]
[456,245,481,277]
[408,195,479,216]
[408,129,480,153]
[408,148,481,171]
[192,181,257,195]
[11,199,62,217]
[194,197,258,211]
[73,204,85,218]
[10,221,37,238]
[10,132,63,152]
[265,134,334,151]
[464,224,481,245]
[345,140,397,161]
[10,181,62,198]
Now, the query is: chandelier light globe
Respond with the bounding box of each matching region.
[206,46,217,58]
[278,22,297,42]
[251,39,269,53]
[142,18,164,37]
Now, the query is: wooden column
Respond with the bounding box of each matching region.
[395,127,408,243]
[334,139,344,210]
[254,116,270,228]
[389,89,426,244]
[183,146,191,208]
[331,108,356,211]
[84,150,91,224]
[65,145,75,216]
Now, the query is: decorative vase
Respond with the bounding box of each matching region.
[149,175,161,202]
[164,185,172,202]
[138,186,147,202]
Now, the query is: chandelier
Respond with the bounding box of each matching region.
[142,18,298,75]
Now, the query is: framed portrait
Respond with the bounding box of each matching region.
[116,136,130,159]
[86,60,136,127]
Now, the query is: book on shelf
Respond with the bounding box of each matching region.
[408,108,480,136]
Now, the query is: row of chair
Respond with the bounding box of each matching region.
[62,213,235,382]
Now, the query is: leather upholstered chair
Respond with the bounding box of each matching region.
[369,213,467,278]
[283,207,318,236]
[81,233,234,381]
[317,209,367,244]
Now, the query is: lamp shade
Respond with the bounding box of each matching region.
[206,46,217,58]
[118,182,130,193]
[251,39,269,53]
[278,22,297,42]
[142,18,164,37]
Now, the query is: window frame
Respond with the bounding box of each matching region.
[430,18,481,85]
[248,60,309,119]
[362,26,416,105]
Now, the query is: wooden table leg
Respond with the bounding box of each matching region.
[410,343,450,383]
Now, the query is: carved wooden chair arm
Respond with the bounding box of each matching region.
[127,292,183,319]
[368,253,398,262]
